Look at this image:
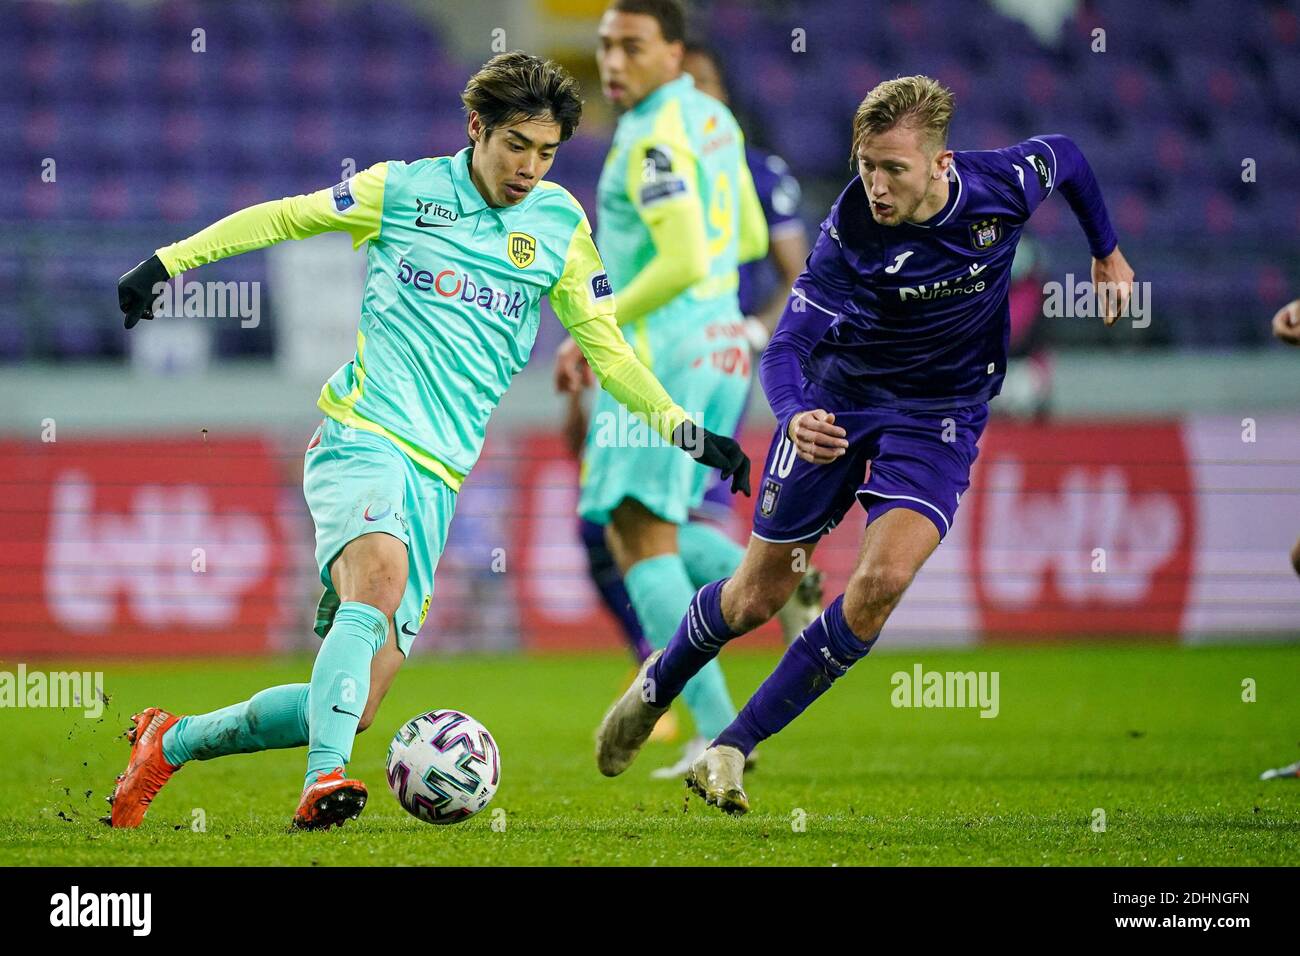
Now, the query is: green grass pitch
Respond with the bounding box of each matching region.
[2,642,1297,866]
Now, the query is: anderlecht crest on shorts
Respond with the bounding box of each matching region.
[969,217,1002,250]
[507,232,536,269]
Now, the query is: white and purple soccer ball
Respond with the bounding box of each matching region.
[385,710,501,825]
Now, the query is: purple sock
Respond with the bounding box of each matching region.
[647,577,738,704]
[580,518,653,661]
[714,595,876,756]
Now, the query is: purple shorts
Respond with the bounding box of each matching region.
[751,385,989,543]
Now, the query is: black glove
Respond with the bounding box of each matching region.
[117,254,170,329]
[672,420,751,496]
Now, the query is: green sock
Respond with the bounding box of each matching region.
[162,684,310,766]
[305,601,388,786]
[678,520,745,588]
[624,553,736,739]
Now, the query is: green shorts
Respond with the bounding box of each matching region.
[577,313,752,526]
[303,416,456,656]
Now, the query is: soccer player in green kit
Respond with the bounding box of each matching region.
[107,52,749,830]
[554,0,770,778]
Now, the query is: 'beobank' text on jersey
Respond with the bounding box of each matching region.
[157,147,690,492]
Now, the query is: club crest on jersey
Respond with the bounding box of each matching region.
[969,218,1002,250]
[508,231,536,269]
[760,478,782,517]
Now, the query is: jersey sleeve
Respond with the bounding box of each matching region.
[791,207,858,316]
[996,136,1117,259]
[735,147,770,265]
[155,162,388,275]
[756,153,804,236]
[758,202,857,430]
[611,136,710,322]
[629,137,700,221]
[992,139,1058,219]
[550,215,691,442]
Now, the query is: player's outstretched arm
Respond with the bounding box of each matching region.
[118,255,172,329]
[117,164,388,329]
[1014,135,1133,326]
[1091,245,1135,326]
[548,219,751,494]
[563,313,751,495]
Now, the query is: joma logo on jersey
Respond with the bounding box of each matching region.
[395,257,526,319]
[507,232,536,268]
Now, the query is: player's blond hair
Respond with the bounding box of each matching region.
[850,75,955,163]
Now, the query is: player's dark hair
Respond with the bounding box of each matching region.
[461,51,584,144]
[609,0,687,44]
[683,41,729,97]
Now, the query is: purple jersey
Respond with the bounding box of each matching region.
[737,146,804,316]
[760,135,1117,423]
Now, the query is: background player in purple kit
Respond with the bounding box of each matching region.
[595,75,1137,810]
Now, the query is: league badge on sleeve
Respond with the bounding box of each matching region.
[1026,152,1053,190]
[969,217,1002,251]
[332,179,355,213]
[588,271,613,305]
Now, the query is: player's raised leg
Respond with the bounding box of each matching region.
[109,581,406,830]
[689,507,938,813]
[595,532,814,776]
[608,500,737,744]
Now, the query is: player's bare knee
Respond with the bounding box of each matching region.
[847,563,913,618]
[337,557,406,618]
[725,578,787,631]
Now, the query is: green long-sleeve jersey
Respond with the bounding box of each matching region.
[155,147,691,491]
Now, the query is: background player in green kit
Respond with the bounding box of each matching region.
[107,52,750,831]
[554,0,770,778]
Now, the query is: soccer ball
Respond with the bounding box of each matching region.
[385,709,501,825]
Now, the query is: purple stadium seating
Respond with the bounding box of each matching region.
[6,0,1297,360]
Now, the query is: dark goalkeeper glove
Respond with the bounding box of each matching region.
[671,420,752,496]
[117,254,170,329]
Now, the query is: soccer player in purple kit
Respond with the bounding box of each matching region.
[595,75,1136,812]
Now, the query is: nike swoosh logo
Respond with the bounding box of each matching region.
[415,218,455,228]
[332,705,361,719]
[400,622,418,637]
[884,250,913,274]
